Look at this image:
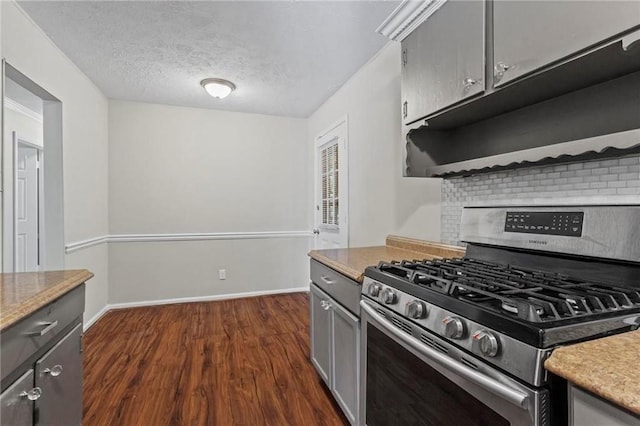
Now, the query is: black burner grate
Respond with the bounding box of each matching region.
[376,258,640,323]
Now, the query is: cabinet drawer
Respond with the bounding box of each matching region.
[1,285,85,383]
[310,260,360,316]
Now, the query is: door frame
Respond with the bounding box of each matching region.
[313,115,349,249]
[3,62,65,273]
[13,132,44,271]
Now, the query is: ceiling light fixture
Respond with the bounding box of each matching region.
[200,78,236,99]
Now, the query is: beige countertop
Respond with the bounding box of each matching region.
[0,269,94,331]
[308,235,465,282]
[545,330,640,416]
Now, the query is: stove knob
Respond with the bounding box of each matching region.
[367,283,382,297]
[473,330,500,357]
[380,288,398,305]
[405,301,427,319]
[442,316,465,339]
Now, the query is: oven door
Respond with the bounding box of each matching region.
[359,299,549,426]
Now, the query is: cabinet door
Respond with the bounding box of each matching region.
[310,286,331,386]
[494,1,640,87]
[401,0,485,124]
[0,369,35,426]
[571,385,640,426]
[35,324,83,426]
[330,300,359,426]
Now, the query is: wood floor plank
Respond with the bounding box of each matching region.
[83,293,349,426]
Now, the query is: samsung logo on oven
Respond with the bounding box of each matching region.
[528,240,548,245]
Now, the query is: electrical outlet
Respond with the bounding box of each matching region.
[218,269,226,280]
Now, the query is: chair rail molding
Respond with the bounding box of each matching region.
[376,0,447,41]
[65,231,315,253]
[65,236,109,253]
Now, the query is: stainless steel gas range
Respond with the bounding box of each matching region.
[359,205,640,426]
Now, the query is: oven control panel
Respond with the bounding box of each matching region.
[504,211,584,237]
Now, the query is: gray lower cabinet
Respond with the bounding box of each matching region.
[1,324,83,426]
[310,283,359,426]
[570,384,640,426]
[1,285,85,426]
[0,370,35,426]
[330,300,359,424]
[35,324,83,426]
[401,0,485,124]
[310,286,332,385]
[493,1,640,87]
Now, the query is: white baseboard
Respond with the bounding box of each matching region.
[83,305,111,332]
[84,287,310,327]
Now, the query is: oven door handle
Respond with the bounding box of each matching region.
[361,301,530,409]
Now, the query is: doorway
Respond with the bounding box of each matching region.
[313,117,349,249]
[14,136,43,272]
[2,61,65,272]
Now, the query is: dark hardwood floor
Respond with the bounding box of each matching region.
[83,293,349,426]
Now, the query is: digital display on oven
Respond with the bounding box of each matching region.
[504,211,584,237]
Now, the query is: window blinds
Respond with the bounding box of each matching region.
[321,142,339,227]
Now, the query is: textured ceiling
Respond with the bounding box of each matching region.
[19,1,399,118]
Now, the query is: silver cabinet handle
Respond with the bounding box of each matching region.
[19,387,42,401]
[43,365,63,377]
[26,320,58,337]
[320,300,332,311]
[320,275,335,285]
[360,301,529,409]
[463,77,478,88]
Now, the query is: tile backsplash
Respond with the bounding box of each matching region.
[441,154,640,246]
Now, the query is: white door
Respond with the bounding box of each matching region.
[15,142,40,272]
[314,118,348,249]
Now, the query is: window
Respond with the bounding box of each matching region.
[320,141,339,228]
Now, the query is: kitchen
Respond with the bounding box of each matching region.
[0,1,639,425]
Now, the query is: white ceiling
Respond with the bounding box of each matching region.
[19,1,399,118]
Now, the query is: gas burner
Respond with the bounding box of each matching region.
[375,257,640,323]
[412,272,451,293]
[502,301,543,316]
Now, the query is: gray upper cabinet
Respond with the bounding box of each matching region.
[493,1,640,87]
[401,0,485,124]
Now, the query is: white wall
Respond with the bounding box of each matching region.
[2,1,109,324]
[1,2,443,319]
[108,100,310,304]
[308,42,442,247]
